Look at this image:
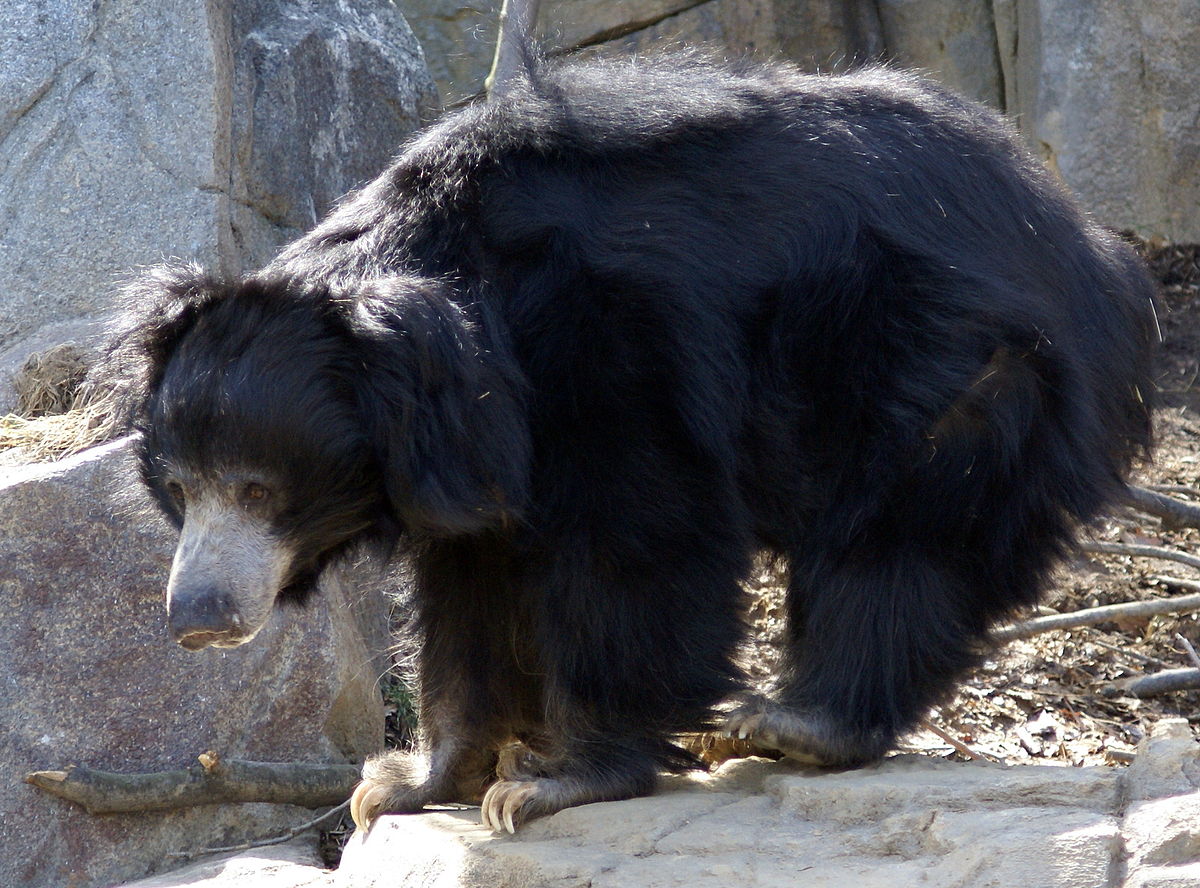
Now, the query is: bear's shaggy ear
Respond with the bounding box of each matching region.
[329,276,531,536]
[82,262,228,430]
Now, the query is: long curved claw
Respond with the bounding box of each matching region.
[480,780,541,834]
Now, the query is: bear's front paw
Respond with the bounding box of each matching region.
[349,752,435,831]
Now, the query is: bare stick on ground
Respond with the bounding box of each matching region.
[1125,484,1200,530]
[1080,539,1200,572]
[25,751,359,815]
[1176,633,1200,668]
[918,719,997,762]
[1105,668,1200,698]
[992,590,1200,643]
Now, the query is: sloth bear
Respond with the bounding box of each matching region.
[108,54,1155,833]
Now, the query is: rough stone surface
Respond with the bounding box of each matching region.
[0,1,223,351]
[106,716,1200,887]
[331,720,1199,888]
[0,437,391,888]
[0,1,436,352]
[588,0,883,73]
[118,839,334,888]
[405,0,885,103]
[228,0,440,264]
[875,0,1002,106]
[998,0,1200,241]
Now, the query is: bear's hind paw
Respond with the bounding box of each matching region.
[723,698,847,766]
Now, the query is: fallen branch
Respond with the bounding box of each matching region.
[1124,484,1200,530]
[1146,484,1200,498]
[25,751,359,815]
[992,590,1200,643]
[1080,539,1200,572]
[1104,667,1200,698]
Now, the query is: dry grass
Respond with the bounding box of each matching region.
[1,341,123,465]
[13,343,89,417]
[0,404,119,465]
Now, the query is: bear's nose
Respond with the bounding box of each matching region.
[167,587,243,650]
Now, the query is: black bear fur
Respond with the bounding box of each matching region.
[107,53,1156,828]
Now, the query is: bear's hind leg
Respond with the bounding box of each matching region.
[730,356,1098,762]
[727,544,988,765]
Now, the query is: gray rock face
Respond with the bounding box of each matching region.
[0,437,390,888]
[998,0,1200,242]
[117,839,334,888]
[229,1,440,264]
[0,1,436,353]
[406,0,886,104]
[876,0,1002,107]
[587,0,884,72]
[0,2,224,351]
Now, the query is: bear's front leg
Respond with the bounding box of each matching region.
[351,537,533,831]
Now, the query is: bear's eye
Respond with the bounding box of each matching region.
[240,482,270,506]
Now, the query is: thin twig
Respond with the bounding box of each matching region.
[1080,539,1200,572]
[992,591,1200,642]
[918,719,997,762]
[1176,633,1200,668]
[167,800,351,861]
[1083,630,1174,669]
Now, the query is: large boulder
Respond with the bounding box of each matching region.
[0,437,391,888]
[0,0,436,359]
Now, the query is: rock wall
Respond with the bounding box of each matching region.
[0,0,436,358]
[405,0,1200,241]
[0,438,393,888]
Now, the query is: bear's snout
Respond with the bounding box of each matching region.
[163,496,291,650]
[167,586,245,650]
